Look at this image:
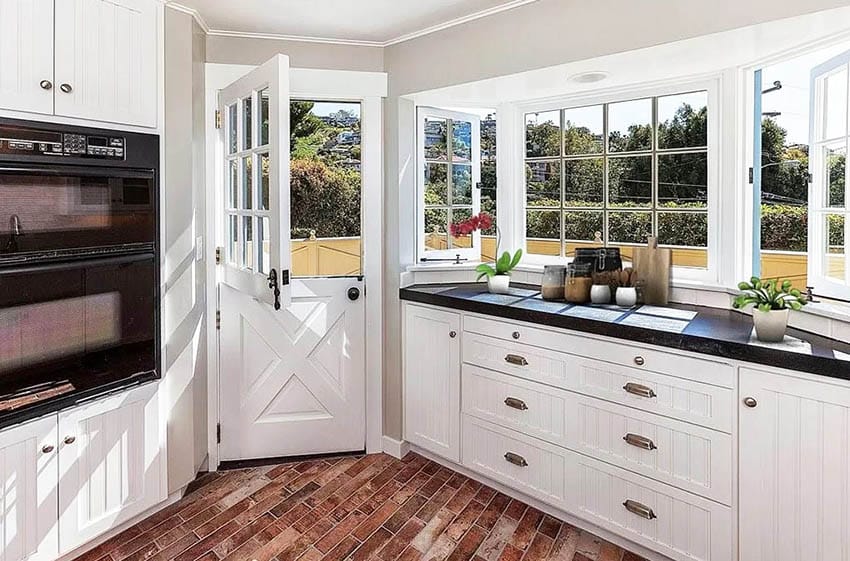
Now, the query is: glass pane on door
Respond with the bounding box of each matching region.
[290,100,362,277]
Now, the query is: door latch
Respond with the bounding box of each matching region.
[268,269,281,310]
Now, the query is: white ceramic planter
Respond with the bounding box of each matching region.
[590,284,611,304]
[616,287,638,307]
[752,308,790,342]
[487,274,511,294]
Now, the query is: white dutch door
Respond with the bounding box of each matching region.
[217,55,366,461]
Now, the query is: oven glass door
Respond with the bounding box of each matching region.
[0,165,155,259]
[0,255,157,409]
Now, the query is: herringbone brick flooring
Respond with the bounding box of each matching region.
[74,453,646,561]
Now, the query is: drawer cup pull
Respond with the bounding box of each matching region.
[504,354,529,366]
[504,452,528,467]
[504,397,528,411]
[623,382,656,399]
[623,433,657,450]
[623,499,657,520]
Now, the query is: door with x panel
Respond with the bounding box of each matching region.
[218,68,366,460]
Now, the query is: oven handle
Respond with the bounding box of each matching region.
[0,253,154,276]
[0,165,155,179]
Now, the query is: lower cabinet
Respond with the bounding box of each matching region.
[0,382,164,561]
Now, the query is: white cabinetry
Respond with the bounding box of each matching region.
[0,416,58,561]
[0,383,164,561]
[403,303,461,462]
[0,0,55,115]
[740,367,850,561]
[0,0,159,128]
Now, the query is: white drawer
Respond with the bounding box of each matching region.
[463,365,733,504]
[463,314,734,389]
[463,332,734,433]
[462,416,733,561]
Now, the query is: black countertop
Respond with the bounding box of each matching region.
[400,283,850,381]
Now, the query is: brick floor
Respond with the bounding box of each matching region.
[73,453,647,561]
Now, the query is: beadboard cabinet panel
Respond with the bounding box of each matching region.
[403,304,461,462]
[0,417,58,561]
[740,368,850,561]
[0,0,54,116]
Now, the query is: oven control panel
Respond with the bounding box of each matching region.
[0,126,126,160]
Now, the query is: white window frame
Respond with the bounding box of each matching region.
[808,51,850,301]
[514,78,722,284]
[416,107,482,263]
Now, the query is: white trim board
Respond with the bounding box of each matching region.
[204,63,385,469]
[166,1,538,48]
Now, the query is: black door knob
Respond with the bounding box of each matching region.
[347,287,361,301]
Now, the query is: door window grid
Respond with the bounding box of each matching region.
[225,89,271,275]
[524,92,709,260]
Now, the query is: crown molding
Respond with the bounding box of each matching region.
[166,0,537,48]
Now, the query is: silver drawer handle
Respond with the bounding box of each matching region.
[504,452,528,467]
[623,499,657,520]
[623,382,656,399]
[504,354,528,366]
[623,433,657,451]
[504,397,528,411]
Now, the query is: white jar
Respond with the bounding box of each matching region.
[616,287,638,307]
[590,284,611,304]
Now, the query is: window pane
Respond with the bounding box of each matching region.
[826,213,845,281]
[657,92,708,149]
[564,105,603,155]
[658,152,708,208]
[609,211,651,244]
[824,68,848,140]
[827,145,846,208]
[564,211,603,242]
[452,165,473,205]
[242,156,253,209]
[658,212,708,247]
[424,208,448,251]
[243,96,253,150]
[608,98,652,152]
[452,120,472,163]
[481,115,497,260]
[425,163,448,206]
[451,208,473,248]
[424,117,448,160]
[242,216,253,270]
[609,156,652,207]
[564,159,603,206]
[228,159,237,208]
[526,111,561,157]
[260,89,270,146]
[259,153,270,210]
[258,217,270,274]
[228,215,237,264]
[526,161,561,206]
[227,104,237,154]
[526,210,560,255]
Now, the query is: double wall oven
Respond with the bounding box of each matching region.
[0,118,160,425]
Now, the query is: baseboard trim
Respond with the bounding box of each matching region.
[382,435,411,459]
[409,445,670,561]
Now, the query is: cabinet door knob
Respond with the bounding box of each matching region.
[743,397,758,408]
[633,356,645,366]
[42,445,55,454]
[59,83,73,93]
[64,436,76,445]
[512,331,520,340]
[40,80,53,90]
[449,331,457,338]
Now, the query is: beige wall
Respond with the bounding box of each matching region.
[380,0,850,440]
[205,35,383,70]
[163,9,208,493]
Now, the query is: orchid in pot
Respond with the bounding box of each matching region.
[450,212,523,294]
[732,277,807,342]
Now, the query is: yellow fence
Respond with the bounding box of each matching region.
[291,237,361,277]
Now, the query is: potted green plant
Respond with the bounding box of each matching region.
[476,249,524,294]
[732,277,807,342]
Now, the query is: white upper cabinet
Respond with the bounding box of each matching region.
[0,0,55,115]
[0,416,58,561]
[54,0,158,127]
[740,367,850,561]
[57,383,163,554]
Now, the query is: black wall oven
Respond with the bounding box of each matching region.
[0,118,160,424]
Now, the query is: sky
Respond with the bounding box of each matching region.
[305,101,361,117]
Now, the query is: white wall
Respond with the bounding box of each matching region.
[205,35,384,71]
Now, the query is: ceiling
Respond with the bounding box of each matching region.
[169,0,536,46]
